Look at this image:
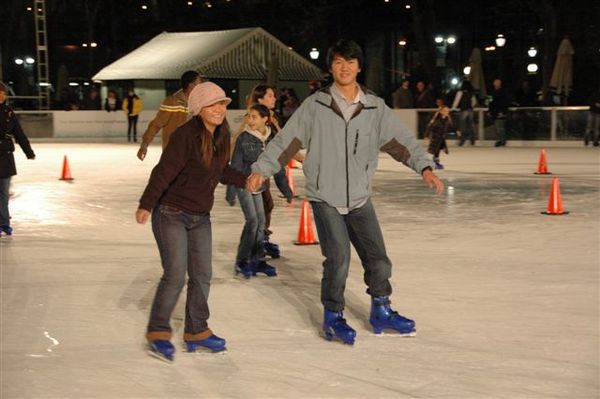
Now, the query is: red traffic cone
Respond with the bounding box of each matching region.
[534,149,552,175]
[288,159,297,169]
[294,198,319,245]
[59,155,74,181]
[542,177,568,215]
[286,166,296,197]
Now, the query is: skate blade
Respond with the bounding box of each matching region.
[147,349,174,363]
[371,329,416,337]
[185,344,227,354]
[321,331,355,345]
[187,348,228,355]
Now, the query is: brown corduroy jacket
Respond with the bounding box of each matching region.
[139,118,247,214]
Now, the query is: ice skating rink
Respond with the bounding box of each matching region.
[1,143,598,399]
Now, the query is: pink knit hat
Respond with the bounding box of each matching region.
[188,82,232,116]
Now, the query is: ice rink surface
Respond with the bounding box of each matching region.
[1,143,599,399]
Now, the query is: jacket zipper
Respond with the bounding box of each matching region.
[353,129,359,155]
[345,122,349,207]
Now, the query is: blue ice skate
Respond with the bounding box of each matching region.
[322,309,356,345]
[250,260,277,277]
[185,333,226,353]
[148,340,175,362]
[434,161,444,170]
[369,296,416,336]
[0,225,13,236]
[263,239,281,258]
[234,261,253,279]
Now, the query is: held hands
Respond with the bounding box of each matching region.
[246,173,265,193]
[136,208,150,224]
[422,169,444,195]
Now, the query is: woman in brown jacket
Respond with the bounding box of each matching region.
[135,82,247,362]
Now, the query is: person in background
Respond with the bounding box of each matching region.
[414,80,436,137]
[80,88,102,110]
[137,71,200,161]
[227,84,298,259]
[0,82,36,236]
[135,82,248,362]
[451,80,477,146]
[425,106,453,170]
[584,88,600,147]
[392,79,413,109]
[489,79,510,147]
[230,103,278,279]
[247,39,444,345]
[122,88,143,142]
[104,89,121,112]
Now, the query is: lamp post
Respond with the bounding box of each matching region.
[495,34,507,78]
[14,56,36,95]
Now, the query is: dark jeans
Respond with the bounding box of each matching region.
[0,177,10,226]
[127,115,138,141]
[494,118,507,143]
[261,180,274,232]
[273,167,293,200]
[458,110,475,144]
[236,188,265,262]
[311,199,392,311]
[147,205,213,336]
[585,113,600,143]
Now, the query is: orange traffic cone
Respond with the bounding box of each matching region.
[542,177,569,215]
[59,155,74,181]
[288,159,297,169]
[534,149,552,175]
[294,198,319,245]
[286,166,296,197]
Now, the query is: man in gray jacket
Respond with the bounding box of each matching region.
[248,40,443,344]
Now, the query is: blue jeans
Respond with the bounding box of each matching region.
[0,178,10,226]
[236,188,265,262]
[311,199,392,311]
[147,205,213,336]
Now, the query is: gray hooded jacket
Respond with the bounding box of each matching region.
[251,86,433,208]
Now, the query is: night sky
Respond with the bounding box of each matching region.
[2,0,599,105]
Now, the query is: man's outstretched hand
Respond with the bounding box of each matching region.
[422,169,444,195]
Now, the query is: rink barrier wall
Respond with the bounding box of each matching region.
[14,107,590,144]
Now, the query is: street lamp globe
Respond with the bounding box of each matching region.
[463,66,471,75]
[434,36,444,44]
[309,48,319,60]
[495,34,506,47]
[527,63,538,73]
[446,36,456,45]
[25,57,35,64]
[528,47,537,57]
[14,58,24,65]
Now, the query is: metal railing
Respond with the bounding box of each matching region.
[11,107,594,142]
[416,106,591,141]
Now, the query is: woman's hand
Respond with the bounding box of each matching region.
[136,208,150,224]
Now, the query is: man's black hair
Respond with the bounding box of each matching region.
[181,70,200,90]
[326,40,364,70]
